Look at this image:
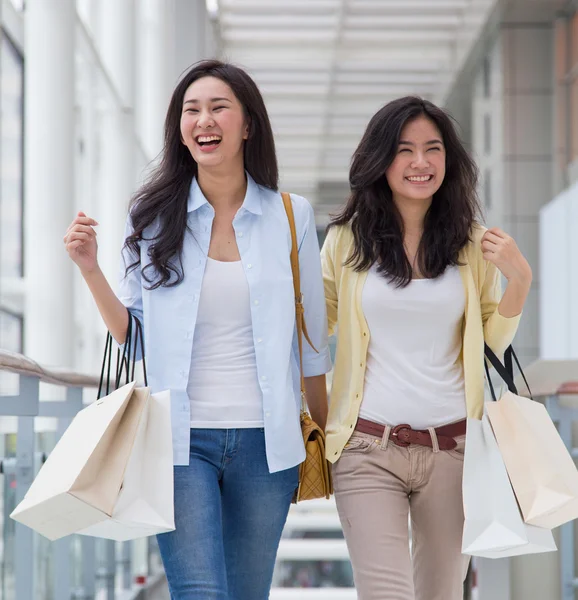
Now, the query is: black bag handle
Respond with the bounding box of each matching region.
[484,343,532,402]
[97,311,147,399]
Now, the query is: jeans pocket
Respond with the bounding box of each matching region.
[446,433,466,461]
[342,432,377,455]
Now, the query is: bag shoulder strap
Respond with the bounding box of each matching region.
[281,192,318,411]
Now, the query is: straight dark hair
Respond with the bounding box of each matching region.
[331,96,481,287]
[124,60,278,289]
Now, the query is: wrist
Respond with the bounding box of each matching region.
[81,264,102,280]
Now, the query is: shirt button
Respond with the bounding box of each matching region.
[187,331,193,339]
[261,375,267,382]
[257,338,263,343]
[265,412,271,417]
[238,232,244,237]
[254,300,259,306]
[247,263,252,269]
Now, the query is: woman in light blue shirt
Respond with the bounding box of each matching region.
[64,60,332,600]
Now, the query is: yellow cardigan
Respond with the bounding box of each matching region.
[321,223,521,463]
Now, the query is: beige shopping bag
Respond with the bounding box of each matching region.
[486,391,578,529]
[11,381,144,539]
[485,344,578,529]
[77,389,174,540]
[11,382,174,541]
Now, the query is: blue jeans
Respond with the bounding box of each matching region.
[157,428,299,600]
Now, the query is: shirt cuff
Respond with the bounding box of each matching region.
[302,347,333,377]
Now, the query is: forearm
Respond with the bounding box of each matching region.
[304,374,328,431]
[82,267,130,344]
[498,278,531,318]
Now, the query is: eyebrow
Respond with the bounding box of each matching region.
[399,139,444,146]
[183,97,232,105]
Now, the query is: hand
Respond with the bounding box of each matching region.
[64,211,99,274]
[481,227,532,287]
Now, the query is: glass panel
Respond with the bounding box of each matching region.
[0,34,24,279]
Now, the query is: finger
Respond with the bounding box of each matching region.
[66,217,98,235]
[486,227,507,238]
[482,231,506,245]
[70,224,97,236]
[482,251,496,262]
[481,239,498,252]
[71,215,98,227]
[66,240,85,250]
[66,232,92,243]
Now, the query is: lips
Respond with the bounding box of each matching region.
[194,134,222,153]
[405,174,434,184]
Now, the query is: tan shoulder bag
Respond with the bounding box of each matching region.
[281,192,333,503]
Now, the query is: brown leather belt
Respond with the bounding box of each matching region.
[355,417,467,451]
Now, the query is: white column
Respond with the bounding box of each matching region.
[96,0,137,290]
[136,0,174,161]
[24,0,75,368]
[173,0,213,84]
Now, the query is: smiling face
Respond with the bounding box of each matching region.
[180,76,249,172]
[385,115,446,208]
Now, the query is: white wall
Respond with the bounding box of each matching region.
[540,181,578,359]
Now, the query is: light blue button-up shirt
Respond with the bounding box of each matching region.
[118,174,332,473]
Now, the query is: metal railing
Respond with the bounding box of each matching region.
[0,349,166,600]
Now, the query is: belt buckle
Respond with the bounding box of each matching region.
[391,424,412,447]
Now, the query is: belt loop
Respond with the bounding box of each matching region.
[380,425,392,450]
[428,427,440,453]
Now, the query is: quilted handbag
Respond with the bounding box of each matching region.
[281,192,333,503]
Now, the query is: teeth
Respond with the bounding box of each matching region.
[197,135,221,143]
[407,176,432,182]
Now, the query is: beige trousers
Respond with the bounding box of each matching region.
[333,428,469,600]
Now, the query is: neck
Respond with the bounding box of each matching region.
[197,164,247,210]
[393,194,432,238]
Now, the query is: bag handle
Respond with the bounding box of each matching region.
[484,343,532,402]
[98,311,147,399]
[281,192,318,412]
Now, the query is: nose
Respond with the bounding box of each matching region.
[411,152,429,169]
[197,111,214,129]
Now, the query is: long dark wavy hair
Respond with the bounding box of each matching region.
[124,60,278,289]
[330,96,481,287]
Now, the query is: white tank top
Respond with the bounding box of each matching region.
[359,265,466,429]
[187,258,264,428]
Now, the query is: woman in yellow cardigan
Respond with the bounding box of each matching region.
[321,96,532,600]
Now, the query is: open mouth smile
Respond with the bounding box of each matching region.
[405,175,433,184]
[195,135,222,152]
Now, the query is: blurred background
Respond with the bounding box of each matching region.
[0,0,577,599]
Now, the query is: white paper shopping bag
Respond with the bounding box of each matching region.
[462,412,556,558]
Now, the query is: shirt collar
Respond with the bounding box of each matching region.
[187,172,263,215]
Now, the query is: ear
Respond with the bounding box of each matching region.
[243,119,250,140]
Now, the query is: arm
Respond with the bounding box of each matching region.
[304,374,328,430]
[320,227,338,337]
[481,228,532,355]
[65,211,131,344]
[64,211,142,348]
[295,199,333,420]
[83,268,130,344]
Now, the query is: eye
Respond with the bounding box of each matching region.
[213,106,227,111]
[398,148,411,153]
[428,146,442,152]
[184,108,199,114]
